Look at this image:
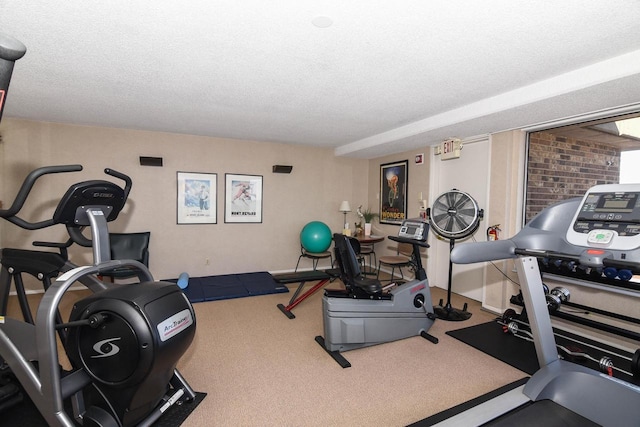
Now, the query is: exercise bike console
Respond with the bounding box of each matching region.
[398,219,429,241]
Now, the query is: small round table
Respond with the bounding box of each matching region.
[356,234,385,245]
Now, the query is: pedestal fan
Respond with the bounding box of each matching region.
[428,189,483,321]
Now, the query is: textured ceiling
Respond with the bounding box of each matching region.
[2,1,640,158]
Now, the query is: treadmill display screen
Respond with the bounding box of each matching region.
[595,193,638,212]
[577,192,640,220]
[573,191,640,236]
[601,199,632,210]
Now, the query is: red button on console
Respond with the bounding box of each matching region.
[586,249,605,255]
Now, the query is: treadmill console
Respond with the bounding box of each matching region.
[398,219,428,242]
[566,184,640,250]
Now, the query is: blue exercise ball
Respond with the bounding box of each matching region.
[300,221,332,253]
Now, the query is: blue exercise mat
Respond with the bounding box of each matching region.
[168,271,288,303]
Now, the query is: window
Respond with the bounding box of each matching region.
[524,113,640,224]
[619,150,640,184]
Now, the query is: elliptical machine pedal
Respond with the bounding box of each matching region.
[0,362,23,414]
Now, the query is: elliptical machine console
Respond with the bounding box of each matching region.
[0,165,197,427]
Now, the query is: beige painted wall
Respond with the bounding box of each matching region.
[2,117,638,346]
[483,130,526,312]
[0,119,371,285]
[0,120,437,291]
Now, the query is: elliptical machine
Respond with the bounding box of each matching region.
[0,165,197,427]
[316,219,438,367]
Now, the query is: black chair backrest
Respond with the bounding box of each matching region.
[109,232,150,265]
[333,233,362,286]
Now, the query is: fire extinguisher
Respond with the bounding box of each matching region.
[487,224,501,241]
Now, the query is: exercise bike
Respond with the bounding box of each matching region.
[316,219,438,368]
[0,165,197,427]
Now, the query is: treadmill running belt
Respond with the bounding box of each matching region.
[482,399,601,427]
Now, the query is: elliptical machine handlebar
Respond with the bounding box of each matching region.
[0,165,133,234]
[0,164,83,221]
[32,238,75,260]
[104,167,132,201]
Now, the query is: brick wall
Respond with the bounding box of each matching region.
[525,131,620,223]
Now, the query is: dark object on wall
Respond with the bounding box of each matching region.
[272,165,293,174]
[139,156,163,167]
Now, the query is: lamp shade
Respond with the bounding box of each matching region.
[339,201,351,213]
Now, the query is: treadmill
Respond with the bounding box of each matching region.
[440,184,640,426]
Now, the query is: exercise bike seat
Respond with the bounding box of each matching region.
[351,275,382,295]
[333,234,383,296]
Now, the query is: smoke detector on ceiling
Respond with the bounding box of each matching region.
[312,16,333,28]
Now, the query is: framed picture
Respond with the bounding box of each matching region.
[225,174,263,223]
[380,160,408,225]
[177,172,217,224]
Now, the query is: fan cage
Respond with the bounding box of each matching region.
[429,189,481,240]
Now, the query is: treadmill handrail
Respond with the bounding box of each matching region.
[450,239,517,264]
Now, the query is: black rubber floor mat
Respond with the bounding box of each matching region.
[446,320,639,386]
[0,388,206,426]
[447,320,539,374]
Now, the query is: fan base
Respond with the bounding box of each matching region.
[433,304,472,321]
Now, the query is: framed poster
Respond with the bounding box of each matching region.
[225,174,263,223]
[177,172,217,224]
[380,160,408,225]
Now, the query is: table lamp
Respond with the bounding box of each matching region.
[339,201,351,231]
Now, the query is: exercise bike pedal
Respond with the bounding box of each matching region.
[420,330,439,344]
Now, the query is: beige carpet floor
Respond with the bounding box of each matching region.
[7,281,527,427]
[175,283,526,427]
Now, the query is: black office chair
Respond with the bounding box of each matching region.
[100,232,151,281]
